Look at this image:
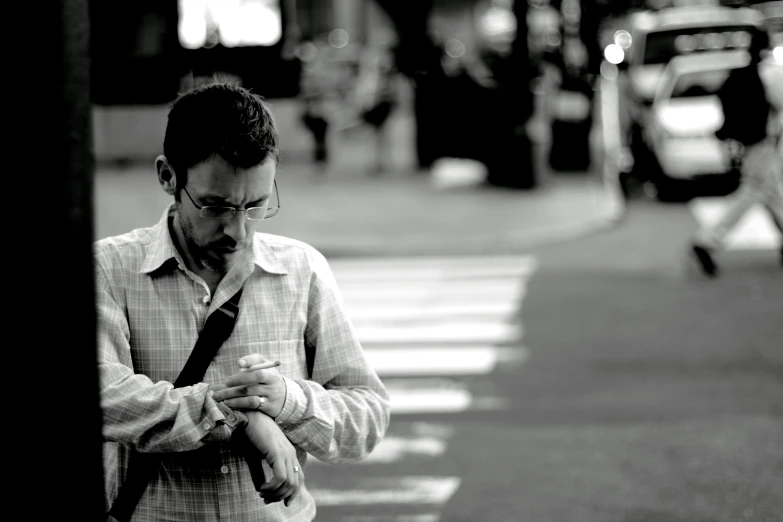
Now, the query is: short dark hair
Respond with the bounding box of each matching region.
[163,81,280,187]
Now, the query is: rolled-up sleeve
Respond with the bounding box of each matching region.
[274,251,390,464]
[96,263,237,453]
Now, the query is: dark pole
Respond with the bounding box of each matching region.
[14,0,104,517]
[60,0,104,514]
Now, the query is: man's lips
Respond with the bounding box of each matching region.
[212,244,246,254]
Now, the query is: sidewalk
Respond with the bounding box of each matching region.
[94,162,623,258]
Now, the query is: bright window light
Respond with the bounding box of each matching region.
[178,0,282,48]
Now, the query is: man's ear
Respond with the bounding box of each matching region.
[156,155,177,196]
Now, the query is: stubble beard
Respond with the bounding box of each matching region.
[177,205,239,274]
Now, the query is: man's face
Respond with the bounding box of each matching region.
[174,155,276,273]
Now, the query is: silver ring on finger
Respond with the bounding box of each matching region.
[256,396,267,410]
[293,466,300,472]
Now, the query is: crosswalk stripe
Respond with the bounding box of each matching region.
[331,263,537,282]
[356,322,522,345]
[690,198,782,250]
[312,434,448,465]
[311,422,455,466]
[337,515,441,522]
[346,301,520,322]
[310,477,462,506]
[365,346,529,376]
[330,255,539,272]
[338,280,527,303]
[383,378,508,414]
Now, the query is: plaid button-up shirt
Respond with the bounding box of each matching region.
[96,205,390,521]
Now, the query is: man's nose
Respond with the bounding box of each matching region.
[223,211,248,244]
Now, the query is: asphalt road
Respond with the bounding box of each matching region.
[309,199,783,522]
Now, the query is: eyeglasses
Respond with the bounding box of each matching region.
[181,181,280,221]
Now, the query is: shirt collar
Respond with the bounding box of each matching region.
[140,205,182,274]
[140,204,288,276]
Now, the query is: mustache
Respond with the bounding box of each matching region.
[208,239,248,251]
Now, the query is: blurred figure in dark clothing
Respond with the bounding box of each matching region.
[298,39,333,171]
[353,31,401,174]
[690,30,783,276]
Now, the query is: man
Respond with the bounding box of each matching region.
[97,82,390,521]
[299,38,333,172]
[690,30,783,276]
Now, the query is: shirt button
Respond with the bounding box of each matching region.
[220,465,229,474]
[203,422,211,430]
[203,296,210,305]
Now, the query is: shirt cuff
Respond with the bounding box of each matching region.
[200,387,248,442]
[216,402,249,431]
[273,376,307,427]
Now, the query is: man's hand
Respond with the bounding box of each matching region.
[243,411,303,506]
[211,354,287,418]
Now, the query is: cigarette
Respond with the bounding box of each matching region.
[241,360,281,372]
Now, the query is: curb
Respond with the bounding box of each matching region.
[315,177,627,258]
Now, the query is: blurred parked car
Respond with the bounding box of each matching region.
[615,4,766,196]
[645,50,750,197]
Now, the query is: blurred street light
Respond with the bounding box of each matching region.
[604,43,624,64]
[329,28,349,48]
[445,38,466,58]
[613,30,632,49]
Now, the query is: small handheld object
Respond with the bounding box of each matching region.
[241,360,281,372]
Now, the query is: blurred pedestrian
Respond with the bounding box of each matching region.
[690,30,783,276]
[353,35,401,174]
[298,39,334,172]
[100,81,390,521]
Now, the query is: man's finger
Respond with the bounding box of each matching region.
[208,384,227,394]
[283,460,302,507]
[260,460,287,492]
[224,369,276,388]
[221,396,266,410]
[238,354,270,370]
[211,384,265,402]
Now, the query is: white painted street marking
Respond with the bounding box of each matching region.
[330,255,539,272]
[331,262,538,282]
[383,378,508,414]
[346,301,520,322]
[391,387,472,414]
[340,515,441,522]
[365,346,530,376]
[310,477,462,506]
[356,322,522,345]
[690,198,782,250]
[315,435,448,465]
[311,423,455,466]
[338,279,527,303]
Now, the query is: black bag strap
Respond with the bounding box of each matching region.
[108,289,243,522]
[305,341,315,379]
